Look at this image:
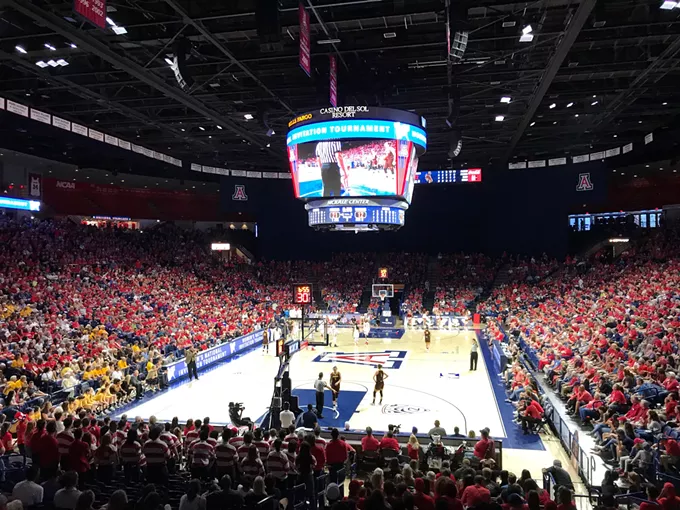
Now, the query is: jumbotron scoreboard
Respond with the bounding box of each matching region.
[286,106,427,232]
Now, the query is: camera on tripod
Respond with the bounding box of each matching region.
[229,402,253,428]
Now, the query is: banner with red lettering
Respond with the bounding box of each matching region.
[299,3,311,76]
[330,55,338,107]
[73,0,106,28]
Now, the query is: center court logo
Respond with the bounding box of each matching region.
[382,404,430,414]
[312,350,407,369]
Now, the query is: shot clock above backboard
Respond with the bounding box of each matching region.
[292,284,313,305]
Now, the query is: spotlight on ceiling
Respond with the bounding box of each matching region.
[549,103,556,109]
[495,115,505,122]
[500,96,512,103]
[15,45,27,54]
[519,33,534,42]
[660,1,678,9]
[522,25,533,34]
[244,114,254,120]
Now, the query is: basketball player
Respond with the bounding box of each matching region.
[372,365,388,405]
[383,142,396,175]
[330,366,341,409]
[424,326,431,352]
[262,326,269,354]
[353,324,360,346]
[330,321,338,347]
[363,317,370,345]
[315,140,343,196]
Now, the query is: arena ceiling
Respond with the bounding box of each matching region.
[0,0,679,174]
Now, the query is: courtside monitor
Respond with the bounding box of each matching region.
[287,106,427,202]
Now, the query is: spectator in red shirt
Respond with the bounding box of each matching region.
[326,428,351,467]
[68,429,92,475]
[37,421,60,478]
[461,475,491,508]
[556,487,576,510]
[473,429,493,460]
[379,431,400,453]
[521,399,544,435]
[414,478,434,510]
[361,427,379,453]
[661,438,680,472]
[307,434,326,477]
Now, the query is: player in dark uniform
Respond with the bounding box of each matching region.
[330,366,342,409]
[262,327,269,354]
[424,326,431,352]
[372,365,388,405]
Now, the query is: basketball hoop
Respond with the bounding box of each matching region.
[378,290,387,302]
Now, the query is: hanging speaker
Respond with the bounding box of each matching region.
[172,38,194,90]
[256,0,281,44]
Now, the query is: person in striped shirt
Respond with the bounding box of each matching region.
[184,419,201,454]
[142,427,169,484]
[208,429,220,449]
[313,427,327,450]
[252,429,270,459]
[266,439,290,484]
[237,432,254,461]
[56,417,74,470]
[240,445,264,483]
[120,429,145,483]
[315,140,343,196]
[215,428,238,480]
[189,429,215,480]
[160,423,180,474]
[93,434,118,483]
[228,427,244,450]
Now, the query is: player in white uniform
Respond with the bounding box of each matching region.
[330,321,338,347]
[353,325,360,345]
[362,317,371,344]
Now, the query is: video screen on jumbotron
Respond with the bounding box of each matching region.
[287,107,427,202]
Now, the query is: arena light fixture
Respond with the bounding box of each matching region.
[198,126,205,131]
[69,43,77,49]
[522,25,533,34]
[164,57,174,66]
[317,39,341,45]
[500,96,512,103]
[216,125,223,130]
[35,61,48,68]
[549,103,556,109]
[660,1,678,9]
[519,33,534,42]
[244,113,254,120]
[44,43,56,51]
[15,45,27,54]
[56,59,69,66]
[609,238,630,243]
[106,17,116,26]
[211,243,231,251]
[495,115,505,122]
[47,60,58,67]
[530,121,536,126]
[112,26,128,35]
[567,102,574,107]
[591,101,599,105]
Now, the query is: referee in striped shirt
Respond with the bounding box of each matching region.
[315,140,343,196]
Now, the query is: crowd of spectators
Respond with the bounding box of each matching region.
[494,229,680,493]
[429,254,498,317]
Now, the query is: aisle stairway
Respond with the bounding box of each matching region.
[491,263,513,289]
